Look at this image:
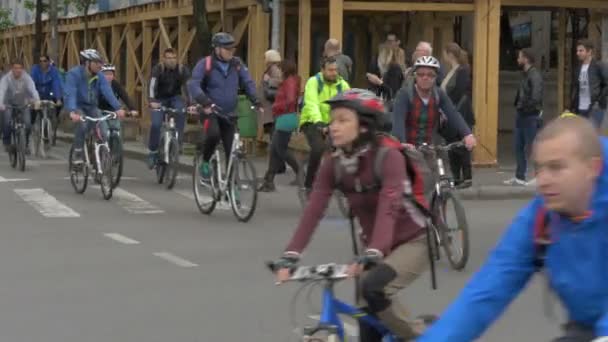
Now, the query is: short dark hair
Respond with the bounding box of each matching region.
[280,59,298,78]
[577,39,594,51]
[11,60,24,67]
[321,56,337,69]
[164,48,176,56]
[519,48,535,65]
[39,55,50,61]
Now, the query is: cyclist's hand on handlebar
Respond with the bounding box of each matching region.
[149,101,161,109]
[69,112,80,122]
[0,104,5,111]
[129,110,138,117]
[276,268,291,284]
[116,109,126,119]
[402,143,416,151]
[33,100,41,110]
[347,263,364,278]
[202,105,215,115]
[55,100,62,107]
[463,134,477,151]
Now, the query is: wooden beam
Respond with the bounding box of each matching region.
[125,25,139,95]
[158,18,173,49]
[211,20,222,34]
[247,5,269,84]
[557,8,566,112]
[298,0,312,87]
[220,0,226,31]
[279,2,286,57]
[422,12,434,43]
[96,34,109,62]
[179,29,196,64]
[329,0,343,42]
[502,0,608,8]
[484,0,500,165]
[232,12,251,46]
[343,1,475,12]
[142,23,153,120]
[111,26,128,64]
[177,15,189,63]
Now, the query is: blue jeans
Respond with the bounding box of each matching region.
[148,96,185,152]
[578,107,605,129]
[514,113,539,181]
[2,107,32,146]
[72,108,109,150]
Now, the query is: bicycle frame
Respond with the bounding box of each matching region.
[316,285,397,342]
[39,101,55,140]
[213,128,241,194]
[161,108,179,164]
[80,112,116,175]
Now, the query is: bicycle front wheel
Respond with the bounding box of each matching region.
[33,117,44,158]
[109,134,123,188]
[69,146,88,194]
[229,157,258,222]
[99,145,113,200]
[437,191,470,270]
[165,138,179,190]
[17,128,26,172]
[193,153,217,215]
[156,136,166,184]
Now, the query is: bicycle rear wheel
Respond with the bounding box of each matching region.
[43,117,53,152]
[99,145,113,200]
[109,133,123,188]
[193,153,217,214]
[69,145,88,194]
[17,128,26,172]
[32,117,44,158]
[165,138,179,189]
[229,157,258,222]
[8,132,17,169]
[438,191,470,270]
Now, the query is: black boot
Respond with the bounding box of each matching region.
[258,172,276,192]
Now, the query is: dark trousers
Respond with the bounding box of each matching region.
[447,136,472,182]
[264,129,298,181]
[576,107,605,129]
[514,113,539,181]
[302,123,326,189]
[198,114,235,163]
[552,322,594,342]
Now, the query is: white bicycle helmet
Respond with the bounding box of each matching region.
[79,49,104,62]
[413,56,441,71]
[101,64,115,72]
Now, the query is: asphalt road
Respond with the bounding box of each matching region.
[0,141,565,342]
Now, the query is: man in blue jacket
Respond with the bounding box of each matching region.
[31,54,63,146]
[187,32,262,180]
[418,115,608,342]
[64,49,125,164]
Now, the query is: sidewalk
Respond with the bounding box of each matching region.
[56,131,536,201]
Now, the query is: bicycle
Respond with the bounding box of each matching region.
[107,112,132,188]
[68,111,117,200]
[193,107,258,222]
[32,100,57,159]
[296,129,349,217]
[266,262,403,342]
[5,104,31,172]
[154,106,183,190]
[418,141,470,271]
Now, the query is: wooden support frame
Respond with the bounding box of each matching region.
[501,0,608,9]
[298,0,312,87]
[557,8,566,112]
[343,1,475,12]
[329,0,343,42]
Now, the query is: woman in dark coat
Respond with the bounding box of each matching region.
[441,42,475,188]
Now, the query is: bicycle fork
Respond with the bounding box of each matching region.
[162,118,178,164]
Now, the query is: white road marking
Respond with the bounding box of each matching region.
[0,175,30,182]
[308,314,359,338]
[14,188,80,218]
[103,233,140,245]
[153,252,198,268]
[93,186,165,214]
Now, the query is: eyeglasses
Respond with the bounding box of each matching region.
[416,72,437,79]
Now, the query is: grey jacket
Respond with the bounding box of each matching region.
[571,59,608,110]
[514,66,543,115]
[0,72,40,107]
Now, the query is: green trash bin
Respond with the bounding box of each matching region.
[236,95,258,138]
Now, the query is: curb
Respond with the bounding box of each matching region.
[57,133,536,201]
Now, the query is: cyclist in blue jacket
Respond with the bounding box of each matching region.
[64,49,125,164]
[187,32,262,180]
[418,115,608,342]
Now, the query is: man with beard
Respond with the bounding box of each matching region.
[147,48,191,168]
[504,48,543,187]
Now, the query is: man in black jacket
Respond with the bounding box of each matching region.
[504,48,543,186]
[571,39,608,129]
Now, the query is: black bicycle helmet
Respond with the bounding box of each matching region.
[326,89,386,129]
[212,32,236,48]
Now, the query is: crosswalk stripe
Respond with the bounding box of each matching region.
[14,188,80,218]
[153,252,198,268]
[112,187,165,214]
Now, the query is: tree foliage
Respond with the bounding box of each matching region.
[0,8,14,30]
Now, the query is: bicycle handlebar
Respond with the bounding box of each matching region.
[80,111,117,122]
[266,261,350,282]
[161,106,186,114]
[417,141,465,153]
[39,100,57,107]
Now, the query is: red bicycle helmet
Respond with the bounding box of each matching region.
[325,89,386,129]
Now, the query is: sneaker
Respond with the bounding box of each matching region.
[146,151,158,170]
[72,149,84,165]
[199,161,211,182]
[503,177,526,186]
[525,178,537,186]
[258,180,276,192]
